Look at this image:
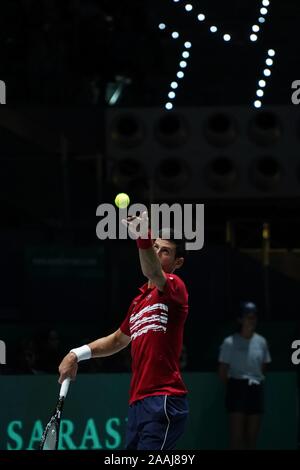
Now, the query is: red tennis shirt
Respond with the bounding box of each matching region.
[120,273,189,404]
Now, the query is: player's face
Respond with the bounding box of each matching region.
[241,313,257,331]
[153,238,183,273]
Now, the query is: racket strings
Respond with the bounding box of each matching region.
[41,422,58,450]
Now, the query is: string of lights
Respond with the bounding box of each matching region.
[158,21,192,111]
[174,1,231,42]
[160,1,275,109]
[254,49,276,108]
[251,0,275,108]
[249,0,271,42]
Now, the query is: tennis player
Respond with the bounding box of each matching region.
[58,211,189,450]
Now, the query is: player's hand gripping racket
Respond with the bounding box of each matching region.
[39,378,71,450]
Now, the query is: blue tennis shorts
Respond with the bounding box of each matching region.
[125,394,189,450]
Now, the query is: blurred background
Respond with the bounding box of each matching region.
[0,0,299,450]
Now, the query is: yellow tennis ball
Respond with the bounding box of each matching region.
[115,193,130,209]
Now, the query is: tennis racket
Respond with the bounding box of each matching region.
[39,378,71,450]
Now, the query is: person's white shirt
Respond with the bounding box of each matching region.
[219,333,271,383]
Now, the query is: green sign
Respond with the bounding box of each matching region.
[0,373,297,450]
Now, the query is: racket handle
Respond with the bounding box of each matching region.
[59,378,71,398]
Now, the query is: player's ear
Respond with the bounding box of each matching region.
[174,257,184,270]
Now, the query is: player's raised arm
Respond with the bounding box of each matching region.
[122,211,166,290]
[58,329,131,383]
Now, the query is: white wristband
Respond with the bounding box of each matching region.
[70,345,92,362]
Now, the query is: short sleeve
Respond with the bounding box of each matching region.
[160,274,188,305]
[263,339,272,363]
[219,338,232,364]
[119,308,132,337]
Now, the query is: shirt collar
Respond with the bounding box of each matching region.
[139,282,153,294]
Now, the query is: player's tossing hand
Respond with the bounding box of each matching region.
[121,210,150,239]
[58,352,78,384]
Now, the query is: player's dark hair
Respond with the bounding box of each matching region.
[238,301,257,318]
[158,228,186,259]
